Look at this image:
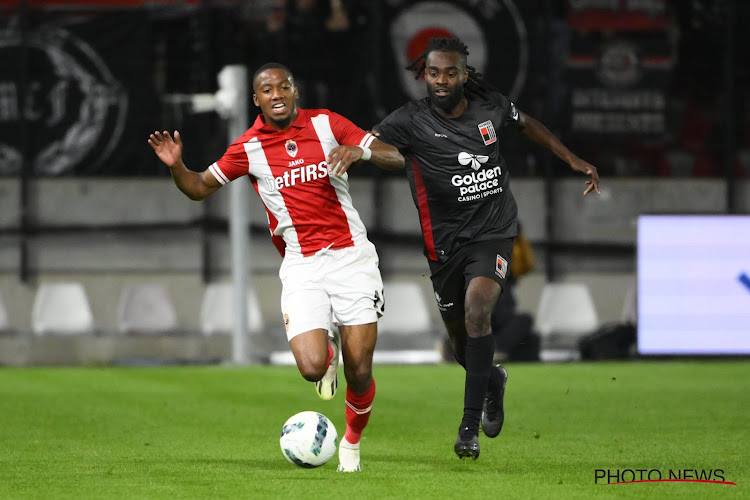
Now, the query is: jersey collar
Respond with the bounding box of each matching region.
[253,108,309,133]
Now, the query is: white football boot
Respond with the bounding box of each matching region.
[337,437,361,472]
[315,330,340,401]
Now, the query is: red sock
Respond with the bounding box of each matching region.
[344,380,376,444]
[325,341,334,369]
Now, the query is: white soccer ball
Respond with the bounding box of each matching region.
[279,411,338,468]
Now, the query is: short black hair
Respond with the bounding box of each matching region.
[406,37,499,101]
[252,62,294,91]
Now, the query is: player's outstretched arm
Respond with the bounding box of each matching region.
[518,111,600,196]
[327,139,404,176]
[148,130,221,201]
[369,139,405,170]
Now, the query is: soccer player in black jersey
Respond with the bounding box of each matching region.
[371,37,600,460]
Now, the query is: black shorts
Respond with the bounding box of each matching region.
[428,238,514,323]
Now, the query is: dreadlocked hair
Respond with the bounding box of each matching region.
[405,37,500,101]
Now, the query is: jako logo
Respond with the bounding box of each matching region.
[458,151,489,170]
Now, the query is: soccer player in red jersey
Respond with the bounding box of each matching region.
[149,63,404,472]
[370,38,600,459]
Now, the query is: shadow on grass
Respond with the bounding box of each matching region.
[145,457,342,477]
[371,453,491,473]
[139,451,496,476]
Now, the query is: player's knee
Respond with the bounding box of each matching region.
[297,360,327,382]
[465,305,492,336]
[343,363,372,391]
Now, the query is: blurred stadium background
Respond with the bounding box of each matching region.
[1,0,749,366]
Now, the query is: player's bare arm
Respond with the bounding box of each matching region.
[148,130,222,201]
[327,139,404,176]
[518,111,600,196]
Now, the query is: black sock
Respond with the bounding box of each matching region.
[461,335,494,433]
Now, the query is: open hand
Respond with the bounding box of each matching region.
[570,157,600,195]
[148,130,183,168]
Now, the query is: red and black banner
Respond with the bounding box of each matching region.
[378,0,534,114]
[565,0,673,136]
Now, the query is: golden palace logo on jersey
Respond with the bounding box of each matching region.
[452,165,504,202]
[458,151,490,171]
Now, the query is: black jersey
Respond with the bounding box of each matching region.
[374,93,523,264]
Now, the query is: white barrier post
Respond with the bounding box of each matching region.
[214,65,251,364]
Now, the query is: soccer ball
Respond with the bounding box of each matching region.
[279,411,338,468]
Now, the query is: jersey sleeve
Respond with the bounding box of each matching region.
[328,112,375,148]
[492,92,523,130]
[208,141,249,185]
[504,100,523,129]
[372,104,414,151]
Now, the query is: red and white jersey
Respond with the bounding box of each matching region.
[208,108,375,257]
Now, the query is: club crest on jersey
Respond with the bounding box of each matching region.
[478,120,497,145]
[285,139,298,158]
[495,254,508,279]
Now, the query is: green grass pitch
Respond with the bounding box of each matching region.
[1,360,748,499]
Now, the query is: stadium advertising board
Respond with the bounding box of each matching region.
[637,215,750,355]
